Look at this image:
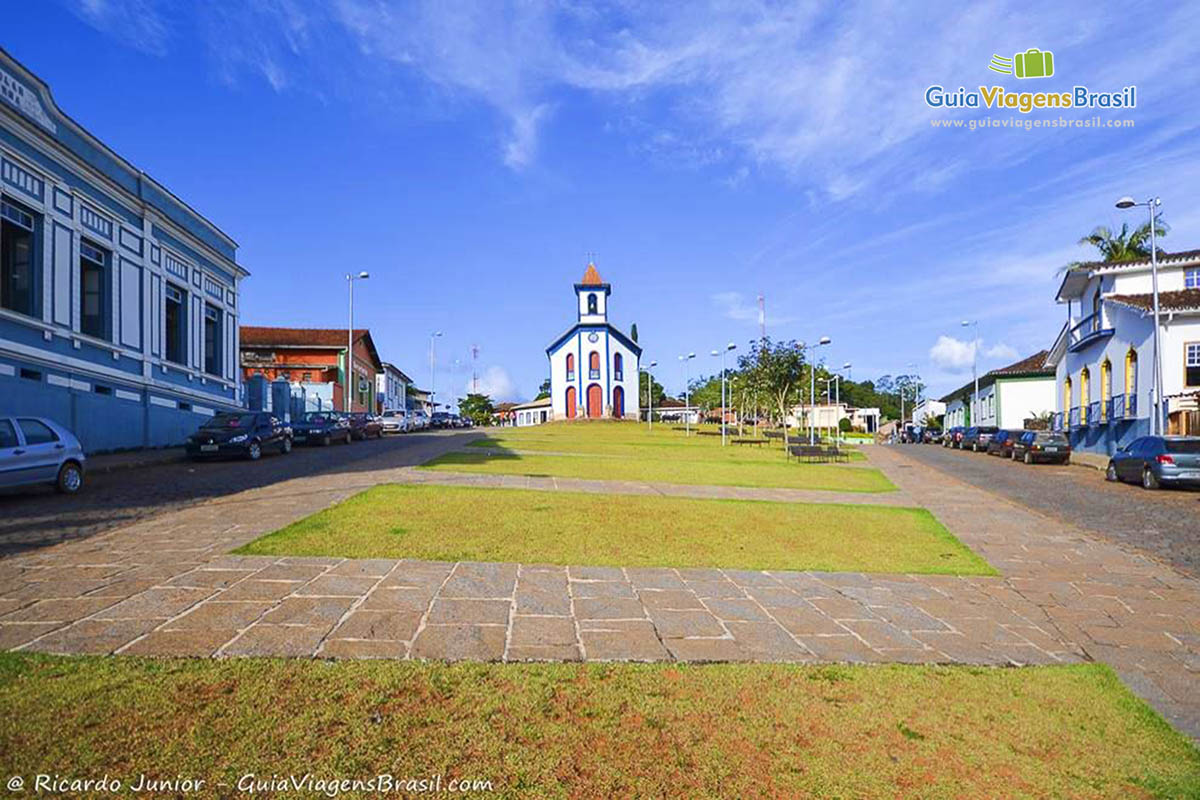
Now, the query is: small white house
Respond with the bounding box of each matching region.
[376,362,410,413]
[546,264,642,421]
[911,399,946,426]
[512,396,552,427]
[1047,248,1200,453]
[940,351,1056,430]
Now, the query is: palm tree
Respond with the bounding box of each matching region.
[1063,215,1168,273]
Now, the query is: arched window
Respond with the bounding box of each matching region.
[1100,359,1112,420]
[1125,348,1138,397]
[613,352,623,380]
[1080,367,1090,424]
[1063,375,1072,423]
[587,293,597,314]
[566,352,575,380]
[589,351,600,379]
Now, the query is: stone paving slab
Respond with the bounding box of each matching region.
[0,439,1196,740]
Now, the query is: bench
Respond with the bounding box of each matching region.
[732,438,766,446]
[788,445,849,463]
[764,430,785,440]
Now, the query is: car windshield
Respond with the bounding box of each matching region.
[383,411,400,417]
[1038,433,1068,443]
[203,413,256,429]
[1164,439,1200,454]
[303,413,333,423]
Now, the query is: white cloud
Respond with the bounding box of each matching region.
[69,0,170,55]
[929,335,977,372]
[468,366,516,401]
[984,343,1019,361]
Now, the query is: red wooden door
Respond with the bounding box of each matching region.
[612,386,624,417]
[565,386,577,419]
[586,384,603,418]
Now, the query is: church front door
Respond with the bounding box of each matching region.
[586,384,603,418]
[565,386,577,419]
[612,386,624,418]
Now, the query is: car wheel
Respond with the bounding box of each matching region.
[1024,451,1032,465]
[1142,468,1160,490]
[1105,463,1118,482]
[55,461,84,494]
[281,437,292,454]
[247,441,262,461]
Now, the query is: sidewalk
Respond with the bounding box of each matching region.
[85,447,187,474]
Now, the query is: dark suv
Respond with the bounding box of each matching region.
[985,429,1024,458]
[1011,431,1071,464]
[291,412,351,446]
[961,426,999,452]
[344,412,384,440]
[186,412,291,461]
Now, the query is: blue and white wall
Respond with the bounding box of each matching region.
[0,51,247,453]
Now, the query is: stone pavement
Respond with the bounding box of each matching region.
[0,444,1196,739]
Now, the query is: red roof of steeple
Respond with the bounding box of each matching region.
[580,263,603,286]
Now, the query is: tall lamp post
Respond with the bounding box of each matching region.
[1116,195,1165,435]
[643,360,658,431]
[961,320,978,426]
[679,352,696,435]
[800,337,831,445]
[711,342,737,445]
[345,271,369,412]
[907,361,921,424]
[429,330,443,418]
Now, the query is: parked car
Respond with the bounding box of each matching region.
[0,415,86,494]
[430,412,453,429]
[985,429,1023,458]
[923,428,941,444]
[943,426,964,448]
[1011,430,1071,464]
[380,410,409,435]
[344,412,384,440]
[409,411,430,430]
[291,412,352,446]
[186,412,291,461]
[961,426,1000,452]
[1106,436,1200,490]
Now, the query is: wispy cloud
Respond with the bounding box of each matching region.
[67,0,170,56]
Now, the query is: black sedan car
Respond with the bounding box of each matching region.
[291,412,352,446]
[961,426,1000,452]
[1010,431,1071,464]
[186,412,291,461]
[343,412,384,441]
[985,429,1024,458]
[1106,436,1200,490]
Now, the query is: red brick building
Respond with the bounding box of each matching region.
[239,327,383,412]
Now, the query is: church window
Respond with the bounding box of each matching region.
[587,293,597,314]
[566,353,575,381]
[589,351,600,380]
[613,352,623,380]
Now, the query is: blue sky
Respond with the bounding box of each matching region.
[8,1,1200,402]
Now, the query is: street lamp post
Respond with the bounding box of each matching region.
[711,343,737,446]
[643,360,658,431]
[429,331,443,419]
[801,337,832,445]
[907,361,921,425]
[345,271,369,412]
[679,353,696,435]
[961,320,978,426]
[1116,195,1165,435]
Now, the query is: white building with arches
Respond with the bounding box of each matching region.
[546,264,642,421]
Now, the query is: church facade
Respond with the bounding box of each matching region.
[546,265,641,421]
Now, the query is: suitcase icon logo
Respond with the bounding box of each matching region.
[988,49,1055,79]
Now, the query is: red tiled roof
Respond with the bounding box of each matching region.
[1070,248,1200,272]
[1108,289,1200,312]
[580,263,604,286]
[990,349,1052,376]
[239,327,382,370]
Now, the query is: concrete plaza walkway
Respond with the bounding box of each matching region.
[0,445,1196,738]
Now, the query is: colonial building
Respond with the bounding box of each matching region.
[547,264,642,420]
[1047,249,1200,453]
[239,327,382,413]
[941,351,1055,430]
[0,49,247,453]
[512,396,552,426]
[376,361,411,413]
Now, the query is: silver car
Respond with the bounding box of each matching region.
[0,416,86,494]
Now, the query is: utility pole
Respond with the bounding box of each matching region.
[471,344,480,394]
[757,293,766,341]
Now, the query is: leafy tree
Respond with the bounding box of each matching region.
[534,378,551,401]
[630,323,638,343]
[639,370,667,409]
[458,393,495,426]
[1062,214,1168,274]
[754,338,807,448]
[687,374,724,411]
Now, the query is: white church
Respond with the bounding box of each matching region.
[544,264,643,421]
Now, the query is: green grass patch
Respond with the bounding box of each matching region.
[425,450,892,492]
[235,484,993,574]
[1,654,1195,799]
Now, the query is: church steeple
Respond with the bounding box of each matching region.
[574,262,612,322]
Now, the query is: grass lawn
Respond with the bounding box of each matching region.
[235,484,993,574]
[1,654,1195,799]
[424,450,892,493]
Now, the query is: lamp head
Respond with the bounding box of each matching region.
[358,271,370,279]
[961,319,973,327]
[818,336,831,346]
[1115,196,1137,209]
[710,350,719,356]
[842,362,851,369]
[649,360,657,368]
[687,352,696,359]
[727,342,737,351]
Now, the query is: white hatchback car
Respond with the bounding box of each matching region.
[0,415,87,494]
[380,409,409,434]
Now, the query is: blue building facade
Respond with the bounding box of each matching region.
[0,49,248,453]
